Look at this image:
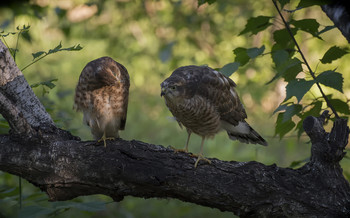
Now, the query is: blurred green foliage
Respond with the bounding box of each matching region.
[0,0,350,217]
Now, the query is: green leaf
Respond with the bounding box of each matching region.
[233,47,249,66]
[297,0,331,8]
[291,19,320,37]
[220,62,240,77]
[282,58,303,82]
[285,79,315,102]
[239,16,273,35]
[275,113,295,139]
[32,51,46,60]
[247,45,265,59]
[296,101,323,137]
[48,42,63,54]
[328,99,350,115]
[283,104,302,122]
[273,103,289,114]
[233,46,264,67]
[305,101,323,117]
[62,44,83,51]
[30,79,58,89]
[272,50,289,66]
[316,70,343,93]
[198,0,216,6]
[277,0,290,9]
[320,46,349,64]
[273,28,298,47]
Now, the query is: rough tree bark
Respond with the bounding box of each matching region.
[322,0,350,43]
[0,40,349,217]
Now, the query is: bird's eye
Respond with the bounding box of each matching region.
[171,86,176,90]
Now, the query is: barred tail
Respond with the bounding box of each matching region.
[224,121,267,146]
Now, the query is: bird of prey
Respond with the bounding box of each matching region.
[74,57,130,147]
[161,65,267,167]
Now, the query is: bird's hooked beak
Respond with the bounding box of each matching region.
[160,87,166,97]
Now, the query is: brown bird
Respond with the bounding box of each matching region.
[74,57,130,147]
[161,65,267,167]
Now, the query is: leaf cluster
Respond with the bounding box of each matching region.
[222,0,349,138]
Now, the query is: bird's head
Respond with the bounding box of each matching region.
[160,78,185,102]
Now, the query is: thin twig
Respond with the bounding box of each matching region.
[13,29,22,62]
[272,0,340,119]
[21,53,48,72]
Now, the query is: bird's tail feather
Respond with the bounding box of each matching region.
[224,121,267,146]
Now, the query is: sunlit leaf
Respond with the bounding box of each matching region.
[285,79,315,102]
[239,16,273,35]
[320,46,349,64]
[220,62,240,77]
[316,70,343,93]
[328,99,350,115]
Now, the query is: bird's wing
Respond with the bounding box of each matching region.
[118,62,130,130]
[194,66,247,126]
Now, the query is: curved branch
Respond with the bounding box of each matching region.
[0,120,350,217]
[0,38,349,217]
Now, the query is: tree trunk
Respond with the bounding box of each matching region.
[0,39,349,217]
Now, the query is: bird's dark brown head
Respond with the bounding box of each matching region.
[160,75,187,102]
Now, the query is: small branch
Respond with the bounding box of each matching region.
[272,0,340,119]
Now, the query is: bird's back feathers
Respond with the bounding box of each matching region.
[162,65,267,146]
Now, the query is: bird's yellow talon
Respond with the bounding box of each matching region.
[194,154,211,168]
[98,133,115,147]
[169,146,188,153]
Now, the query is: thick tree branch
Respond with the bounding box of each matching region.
[0,123,349,217]
[0,40,54,136]
[0,38,350,217]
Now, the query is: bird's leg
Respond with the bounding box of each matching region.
[170,131,191,153]
[97,132,115,147]
[194,136,211,168]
